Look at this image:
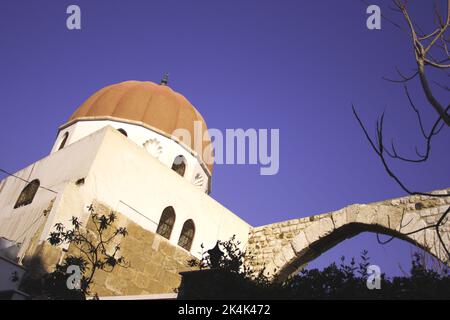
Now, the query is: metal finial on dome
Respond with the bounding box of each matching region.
[160,73,169,85]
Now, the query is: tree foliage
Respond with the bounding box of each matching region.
[22,204,128,299]
[181,237,450,299]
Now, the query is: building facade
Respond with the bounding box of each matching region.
[0,80,251,296]
[0,80,448,298]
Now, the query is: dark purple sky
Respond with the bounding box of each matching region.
[0,1,448,276]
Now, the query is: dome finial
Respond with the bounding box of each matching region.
[160,73,169,86]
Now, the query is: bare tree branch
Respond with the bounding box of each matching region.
[393,0,450,125]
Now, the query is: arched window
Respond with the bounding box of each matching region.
[156,206,176,240]
[171,155,187,177]
[178,219,195,251]
[58,132,69,150]
[117,128,128,137]
[14,179,40,209]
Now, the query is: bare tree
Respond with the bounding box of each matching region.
[395,0,450,125]
[354,1,450,261]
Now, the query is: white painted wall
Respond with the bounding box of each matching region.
[78,126,251,258]
[0,130,107,259]
[0,126,251,262]
[0,256,26,292]
[52,119,210,193]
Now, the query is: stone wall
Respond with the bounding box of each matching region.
[18,188,450,294]
[21,199,61,274]
[83,202,198,297]
[246,188,450,281]
[23,201,197,297]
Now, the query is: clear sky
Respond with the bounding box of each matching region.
[0,0,448,276]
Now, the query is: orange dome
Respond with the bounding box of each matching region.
[68,81,213,173]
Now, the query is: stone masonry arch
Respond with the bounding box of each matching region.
[245,189,450,281]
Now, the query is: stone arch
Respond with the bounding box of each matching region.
[246,190,450,282]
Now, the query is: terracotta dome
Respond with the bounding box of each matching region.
[68,80,213,173]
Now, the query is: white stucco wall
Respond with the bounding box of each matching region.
[80,126,250,258]
[0,256,26,292]
[0,130,108,259]
[51,119,210,193]
[0,126,251,261]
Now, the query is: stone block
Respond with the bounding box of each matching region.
[422,229,437,249]
[438,205,450,214]
[375,205,403,231]
[281,244,296,263]
[134,272,150,289]
[425,216,438,225]
[262,262,277,278]
[400,212,426,235]
[159,238,176,256]
[291,232,309,255]
[331,209,346,229]
[126,223,151,242]
[304,218,334,244]
[355,205,378,225]
[272,253,287,268]
[345,205,360,223]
